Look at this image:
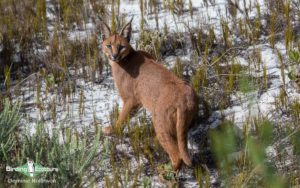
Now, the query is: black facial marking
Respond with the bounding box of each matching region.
[118,45,125,51]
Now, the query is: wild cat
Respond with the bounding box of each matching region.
[100,18,198,170]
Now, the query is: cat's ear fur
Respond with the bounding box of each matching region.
[120,17,133,42]
[100,20,111,40]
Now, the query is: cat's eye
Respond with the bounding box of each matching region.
[106,44,112,49]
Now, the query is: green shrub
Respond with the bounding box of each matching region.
[19,122,101,187]
[209,119,289,187]
[0,100,101,187]
[0,99,21,165]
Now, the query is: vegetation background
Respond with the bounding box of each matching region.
[0,0,300,187]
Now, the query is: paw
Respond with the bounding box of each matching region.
[102,126,114,135]
[157,163,178,186]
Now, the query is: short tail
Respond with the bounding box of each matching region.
[176,108,192,167]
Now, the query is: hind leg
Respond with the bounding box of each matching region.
[153,116,183,171]
[156,131,182,171]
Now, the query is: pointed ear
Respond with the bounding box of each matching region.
[100,21,111,40]
[120,17,133,42]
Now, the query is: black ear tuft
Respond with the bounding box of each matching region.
[120,17,133,42]
[100,20,111,40]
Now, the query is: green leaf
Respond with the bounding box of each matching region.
[258,120,273,146]
[238,75,256,94]
[288,71,297,80]
[209,121,237,172]
[288,49,300,64]
[247,138,265,166]
[291,130,300,156]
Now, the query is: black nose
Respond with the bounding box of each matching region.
[112,54,118,60]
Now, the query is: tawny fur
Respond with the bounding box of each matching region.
[100,19,198,171]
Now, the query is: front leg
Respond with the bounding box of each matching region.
[102,100,134,135]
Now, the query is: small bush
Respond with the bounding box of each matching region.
[0,100,101,187]
[0,100,21,166]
